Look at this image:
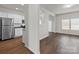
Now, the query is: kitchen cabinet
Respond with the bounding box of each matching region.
[0,12,8,18]
[8,13,14,18]
[0,12,24,37]
[14,15,23,23]
[15,28,23,37]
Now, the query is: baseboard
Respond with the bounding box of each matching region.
[24,44,40,54]
[40,34,49,40]
[56,32,79,36]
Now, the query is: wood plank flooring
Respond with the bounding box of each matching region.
[40,32,79,54]
[0,37,33,54]
[1,32,79,54]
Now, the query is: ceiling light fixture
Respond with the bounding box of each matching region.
[21,4,24,6]
[64,4,74,8]
[16,8,18,10]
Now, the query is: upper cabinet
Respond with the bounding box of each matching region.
[0,12,24,37]
[0,12,24,23]
[0,12,8,18]
[8,13,14,18]
[13,14,23,23]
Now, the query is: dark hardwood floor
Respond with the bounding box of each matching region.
[0,37,33,54]
[40,32,79,54]
[1,32,79,54]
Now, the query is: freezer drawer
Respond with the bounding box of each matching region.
[2,33,11,40]
[2,26,11,34]
[2,26,13,40]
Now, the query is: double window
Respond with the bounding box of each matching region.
[62,18,79,30]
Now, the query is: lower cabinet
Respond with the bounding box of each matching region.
[15,28,23,37]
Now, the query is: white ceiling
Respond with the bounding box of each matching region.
[41,4,79,14]
[0,4,79,15]
[0,4,28,14]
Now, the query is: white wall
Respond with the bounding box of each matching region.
[39,8,49,40]
[23,4,40,54]
[48,15,56,32]
[48,20,52,32]
[39,7,56,40]
[40,7,56,33]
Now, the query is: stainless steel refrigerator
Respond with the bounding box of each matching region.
[0,17,14,40]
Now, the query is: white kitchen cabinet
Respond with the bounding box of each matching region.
[8,13,14,18]
[0,12,23,37]
[0,12,8,18]
[14,15,22,23]
[13,15,19,23]
[13,14,19,18]
[22,16,24,19]
[14,15,24,37]
[14,18,20,23]
[15,28,23,37]
[18,15,23,23]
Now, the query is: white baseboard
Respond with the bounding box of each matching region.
[40,34,49,40]
[25,44,40,54]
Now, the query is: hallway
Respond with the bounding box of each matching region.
[40,32,79,54]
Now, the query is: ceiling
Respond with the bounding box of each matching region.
[0,4,79,15]
[0,4,28,13]
[41,4,79,14]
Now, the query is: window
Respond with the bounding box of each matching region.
[62,19,70,30]
[62,18,79,30]
[71,18,79,30]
